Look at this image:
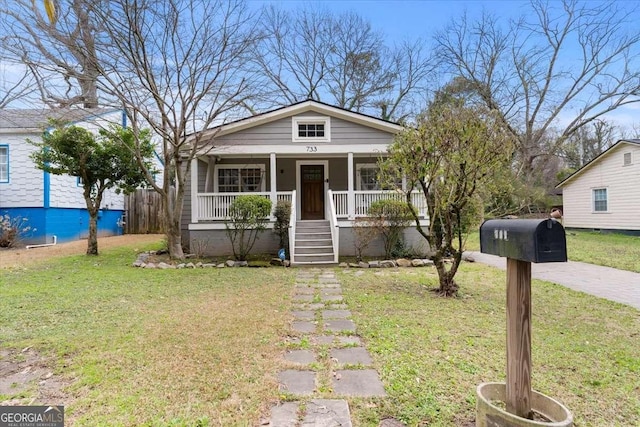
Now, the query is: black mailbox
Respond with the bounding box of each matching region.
[480,218,567,263]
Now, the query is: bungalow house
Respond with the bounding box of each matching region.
[556,139,640,234]
[183,100,429,264]
[0,108,128,245]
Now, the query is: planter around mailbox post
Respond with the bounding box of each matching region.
[477,218,573,427]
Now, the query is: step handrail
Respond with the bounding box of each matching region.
[326,189,339,263]
[289,190,296,263]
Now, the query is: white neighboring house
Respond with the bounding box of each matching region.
[0,108,131,245]
[556,139,640,233]
[183,100,429,264]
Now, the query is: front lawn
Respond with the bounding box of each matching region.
[465,229,640,272]
[0,241,293,425]
[340,266,640,426]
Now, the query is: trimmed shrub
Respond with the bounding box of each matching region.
[352,217,377,261]
[272,200,291,258]
[368,199,414,259]
[225,195,272,261]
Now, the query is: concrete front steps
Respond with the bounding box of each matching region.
[293,220,336,265]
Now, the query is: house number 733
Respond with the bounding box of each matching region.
[306,146,318,152]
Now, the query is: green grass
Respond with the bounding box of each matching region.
[340,266,640,426]
[0,241,294,426]
[565,231,640,272]
[465,230,640,272]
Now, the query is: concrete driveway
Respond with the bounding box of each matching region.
[466,251,640,310]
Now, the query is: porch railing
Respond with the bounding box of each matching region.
[331,190,427,219]
[196,191,293,221]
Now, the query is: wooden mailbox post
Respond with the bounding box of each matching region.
[480,219,567,419]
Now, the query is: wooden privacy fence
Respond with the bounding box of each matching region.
[124,189,165,234]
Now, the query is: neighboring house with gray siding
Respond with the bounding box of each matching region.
[556,139,640,234]
[0,108,128,245]
[182,100,429,264]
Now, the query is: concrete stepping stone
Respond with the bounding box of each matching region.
[321,294,343,302]
[301,399,352,427]
[285,349,316,365]
[294,287,316,295]
[278,370,315,395]
[269,402,299,427]
[320,288,343,295]
[292,310,315,320]
[292,321,316,333]
[332,369,386,397]
[293,294,314,302]
[322,309,351,319]
[330,347,373,365]
[325,319,356,333]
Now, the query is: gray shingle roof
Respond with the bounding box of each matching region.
[0,108,119,129]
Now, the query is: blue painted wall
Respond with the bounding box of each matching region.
[1,207,124,245]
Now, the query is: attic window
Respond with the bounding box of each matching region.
[623,152,632,166]
[292,117,330,142]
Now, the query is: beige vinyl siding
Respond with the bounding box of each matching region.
[563,144,640,230]
[214,111,394,146]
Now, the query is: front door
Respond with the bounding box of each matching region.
[301,165,325,220]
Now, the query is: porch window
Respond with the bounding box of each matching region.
[593,188,608,212]
[292,116,331,142]
[0,145,8,183]
[356,163,402,191]
[215,165,265,192]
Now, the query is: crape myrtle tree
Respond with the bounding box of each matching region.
[434,0,640,187]
[382,95,514,296]
[93,0,260,259]
[30,123,155,255]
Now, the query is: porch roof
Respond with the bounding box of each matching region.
[196,143,391,157]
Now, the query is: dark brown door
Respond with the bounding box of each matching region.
[301,165,324,220]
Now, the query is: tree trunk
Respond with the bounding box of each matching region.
[163,186,185,260]
[433,256,459,296]
[87,211,99,255]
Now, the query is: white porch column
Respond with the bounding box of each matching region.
[347,152,355,219]
[191,158,199,223]
[270,152,277,219]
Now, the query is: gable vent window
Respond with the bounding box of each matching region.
[292,116,330,142]
[623,152,632,166]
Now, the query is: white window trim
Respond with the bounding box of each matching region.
[0,145,8,184]
[592,187,609,213]
[623,152,632,166]
[214,163,266,193]
[292,116,331,143]
[356,163,379,191]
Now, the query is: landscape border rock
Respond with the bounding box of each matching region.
[131,251,290,269]
[340,258,437,268]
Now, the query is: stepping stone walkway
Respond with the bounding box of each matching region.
[269,268,388,427]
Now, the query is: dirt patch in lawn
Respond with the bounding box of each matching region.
[0,234,163,269]
[0,348,71,406]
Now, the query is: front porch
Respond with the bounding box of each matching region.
[187,152,428,264]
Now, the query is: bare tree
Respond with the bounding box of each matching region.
[434,0,640,181]
[254,6,433,121]
[0,0,102,108]
[94,0,258,259]
[0,61,36,108]
[560,119,619,169]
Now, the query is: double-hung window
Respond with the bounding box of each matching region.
[0,145,8,183]
[356,163,402,191]
[216,165,265,193]
[593,188,608,212]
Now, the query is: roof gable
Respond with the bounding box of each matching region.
[556,139,640,188]
[197,100,403,141]
[0,108,122,132]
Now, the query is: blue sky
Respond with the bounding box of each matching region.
[249,0,639,130]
